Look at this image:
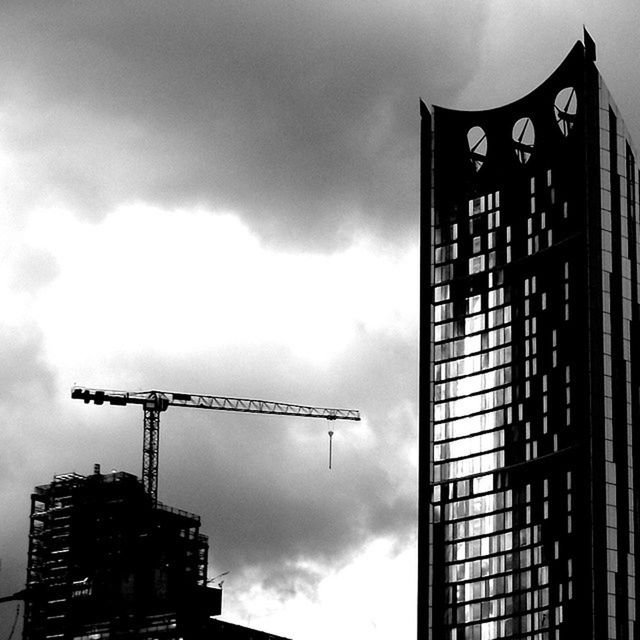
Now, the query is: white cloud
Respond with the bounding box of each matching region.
[224,535,417,640]
[22,202,417,387]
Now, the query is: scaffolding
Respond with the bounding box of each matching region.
[23,470,221,640]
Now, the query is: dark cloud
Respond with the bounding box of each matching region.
[0,1,487,248]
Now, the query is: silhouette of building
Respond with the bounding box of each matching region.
[207,619,291,640]
[420,31,640,639]
[23,467,290,640]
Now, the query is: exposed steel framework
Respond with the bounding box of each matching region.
[72,386,361,502]
[143,408,161,503]
[23,470,223,640]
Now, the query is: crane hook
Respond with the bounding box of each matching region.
[328,430,334,470]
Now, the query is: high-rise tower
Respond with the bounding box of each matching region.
[420,32,640,639]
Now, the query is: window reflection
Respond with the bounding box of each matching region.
[512,117,535,164]
[554,87,577,136]
[467,127,488,172]
[430,188,559,639]
[434,387,511,422]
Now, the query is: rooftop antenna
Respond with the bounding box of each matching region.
[207,571,230,588]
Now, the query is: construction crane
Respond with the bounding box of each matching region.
[71,386,361,503]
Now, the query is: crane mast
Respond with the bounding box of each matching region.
[71,386,360,502]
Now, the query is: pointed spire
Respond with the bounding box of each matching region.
[583,26,596,61]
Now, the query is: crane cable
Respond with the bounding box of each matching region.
[328,430,334,470]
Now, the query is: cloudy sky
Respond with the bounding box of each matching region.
[1,2,640,638]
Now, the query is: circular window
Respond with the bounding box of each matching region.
[554,87,577,136]
[512,117,535,164]
[467,126,487,172]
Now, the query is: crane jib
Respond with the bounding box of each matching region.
[71,386,361,420]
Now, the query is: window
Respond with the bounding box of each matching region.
[554,87,577,136]
[469,255,486,274]
[468,126,488,172]
[513,117,535,164]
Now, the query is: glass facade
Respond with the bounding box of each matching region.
[420,33,640,640]
[596,77,639,640]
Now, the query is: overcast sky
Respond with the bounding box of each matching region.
[1,2,640,639]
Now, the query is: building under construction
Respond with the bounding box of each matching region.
[23,467,290,640]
